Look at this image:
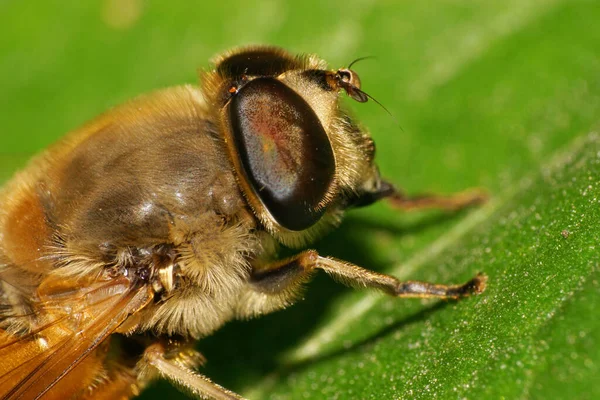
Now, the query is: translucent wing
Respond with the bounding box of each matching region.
[0,274,152,400]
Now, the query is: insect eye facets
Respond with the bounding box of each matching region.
[338,70,351,83]
[228,78,335,231]
[217,49,301,79]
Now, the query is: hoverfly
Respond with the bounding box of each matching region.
[0,46,486,399]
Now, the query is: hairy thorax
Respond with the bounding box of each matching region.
[0,86,263,339]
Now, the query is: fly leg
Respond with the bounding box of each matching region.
[139,341,245,400]
[388,188,488,211]
[236,250,486,318]
[352,179,487,211]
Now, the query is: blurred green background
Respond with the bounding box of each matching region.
[2,0,600,399]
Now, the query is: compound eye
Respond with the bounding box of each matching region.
[217,48,302,78]
[337,70,352,83]
[228,78,335,231]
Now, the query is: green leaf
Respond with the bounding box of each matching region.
[1,1,599,399]
[243,133,600,400]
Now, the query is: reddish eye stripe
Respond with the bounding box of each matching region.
[228,78,335,231]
